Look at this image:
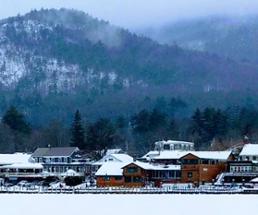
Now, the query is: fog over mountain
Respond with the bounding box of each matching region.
[138,14,258,64]
[0,0,258,29]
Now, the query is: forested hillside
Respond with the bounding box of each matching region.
[0,9,258,125]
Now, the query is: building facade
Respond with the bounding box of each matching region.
[32,147,88,178]
[180,153,230,185]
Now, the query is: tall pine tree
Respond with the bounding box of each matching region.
[70,110,85,149]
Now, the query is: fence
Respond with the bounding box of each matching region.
[0,185,256,194]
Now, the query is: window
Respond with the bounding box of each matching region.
[187,172,193,178]
[104,176,110,181]
[201,160,209,164]
[114,176,123,181]
[168,171,175,178]
[176,171,181,178]
[127,167,138,174]
[253,156,257,161]
[163,144,170,150]
[174,144,180,150]
[132,176,142,182]
[182,159,198,165]
[125,177,131,183]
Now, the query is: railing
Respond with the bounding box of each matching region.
[0,173,43,177]
[0,185,255,194]
[0,172,85,178]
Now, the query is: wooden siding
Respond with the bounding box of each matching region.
[96,176,124,187]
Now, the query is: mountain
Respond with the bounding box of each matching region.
[140,15,258,64]
[0,9,258,124]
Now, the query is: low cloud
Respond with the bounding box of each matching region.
[0,0,258,29]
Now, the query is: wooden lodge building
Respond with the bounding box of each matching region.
[95,162,125,187]
[180,151,232,185]
[95,161,181,187]
[123,162,181,187]
[95,150,232,187]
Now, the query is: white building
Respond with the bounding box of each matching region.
[154,140,194,151]
[0,153,43,182]
[239,144,258,161]
[32,147,88,177]
[93,153,134,174]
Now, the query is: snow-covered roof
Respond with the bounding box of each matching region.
[156,140,194,146]
[0,153,33,165]
[0,163,43,169]
[190,151,232,160]
[250,177,258,183]
[32,147,79,157]
[93,153,133,166]
[63,169,80,177]
[142,150,231,161]
[142,151,189,160]
[95,162,127,176]
[111,154,134,163]
[239,144,258,156]
[127,161,181,171]
[105,149,122,155]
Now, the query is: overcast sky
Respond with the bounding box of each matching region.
[0,0,258,28]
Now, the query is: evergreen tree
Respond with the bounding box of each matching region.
[86,118,115,151]
[2,106,31,134]
[70,110,85,149]
[168,118,179,139]
[131,109,150,133]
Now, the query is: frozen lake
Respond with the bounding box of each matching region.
[0,194,257,215]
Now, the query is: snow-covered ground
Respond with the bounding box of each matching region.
[0,194,257,215]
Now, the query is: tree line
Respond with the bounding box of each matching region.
[0,105,258,156]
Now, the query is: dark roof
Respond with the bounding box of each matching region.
[32,147,79,157]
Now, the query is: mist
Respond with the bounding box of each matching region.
[0,0,258,29]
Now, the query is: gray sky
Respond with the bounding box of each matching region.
[0,0,258,28]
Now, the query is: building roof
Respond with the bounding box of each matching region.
[95,162,127,176]
[0,163,43,169]
[93,153,133,166]
[32,147,79,157]
[142,150,231,161]
[105,149,122,155]
[250,177,258,183]
[156,140,194,146]
[111,154,134,163]
[124,161,181,171]
[0,153,32,165]
[142,151,189,160]
[239,144,258,156]
[187,151,232,160]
